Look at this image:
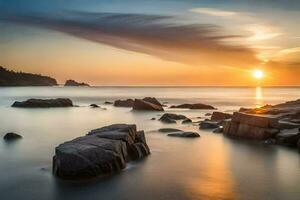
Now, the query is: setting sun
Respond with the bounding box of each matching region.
[253,69,264,79]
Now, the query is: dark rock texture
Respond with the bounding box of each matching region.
[142,97,162,106]
[159,113,187,123]
[211,112,232,121]
[0,66,57,86]
[64,80,90,87]
[53,124,150,179]
[12,98,73,108]
[199,121,220,129]
[170,103,215,110]
[104,101,113,105]
[182,118,192,124]
[3,132,22,140]
[223,112,279,140]
[132,99,164,111]
[275,129,300,147]
[114,99,134,107]
[158,128,183,133]
[167,132,200,138]
[90,104,100,108]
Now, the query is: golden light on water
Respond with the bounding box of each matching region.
[253,69,264,79]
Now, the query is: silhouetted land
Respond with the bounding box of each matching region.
[0,66,57,86]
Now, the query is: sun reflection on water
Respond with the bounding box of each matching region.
[255,86,263,108]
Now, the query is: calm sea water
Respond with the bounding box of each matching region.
[0,86,299,200]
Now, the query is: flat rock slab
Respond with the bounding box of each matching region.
[167,132,200,138]
[53,124,150,179]
[12,98,73,108]
[170,103,215,110]
[158,128,183,133]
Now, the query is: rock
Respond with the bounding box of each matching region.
[142,97,162,106]
[12,98,73,108]
[114,99,134,107]
[199,121,220,129]
[104,101,113,105]
[298,140,300,152]
[0,66,58,86]
[90,104,100,108]
[3,132,22,140]
[170,103,215,110]
[167,132,200,138]
[64,79,90,86]
[159,113,188,123]
[213,127,223,133]
[275,128,300,147]
[223,112,279,140]
[211,112,232,121]
[158,128,183,133]
[151,118,156,120]
[274,120,300,129]
[205,113,212,116]
[182,118,192,124]
[53,124,150,178]
[132,99,164,111]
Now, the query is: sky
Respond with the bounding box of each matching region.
[0,0,300,86]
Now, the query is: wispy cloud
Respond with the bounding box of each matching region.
[0,11,259,68]
[245,24,282,41]
[190,7,238,17]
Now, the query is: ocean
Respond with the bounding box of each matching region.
[0,86,299,200]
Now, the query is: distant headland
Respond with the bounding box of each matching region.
[0,66,90,87]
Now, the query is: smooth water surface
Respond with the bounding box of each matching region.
[0,87,299,200]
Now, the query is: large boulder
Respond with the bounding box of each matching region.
[170,103,215,110]
[132,99,164,111]
[12,98,73,108]
[159,113,187,123]
[211,112,232,121]
[223,112,279,140]
[167,132,200,138]
[3,132,22,140]
[114,99,134,107]
[53,124,150,179]
[142,97,162,106]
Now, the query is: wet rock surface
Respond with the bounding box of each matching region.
[132,99,164,111]
[114,99,134,107]
[53,124,150,179]
[167,132,200,138]
[3,132,22,140]
[199,121,220,129]
[158,128,183,133]
[159,113,187,123]
[170,103,215,110]
[211,112,232,121]
[12,98,73,108]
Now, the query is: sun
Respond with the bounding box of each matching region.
[253,69,264,79]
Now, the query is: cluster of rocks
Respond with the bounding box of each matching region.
[114,97,164,111]
[53,124,150,179]
[158,128,200,138]
[12,98,73,108]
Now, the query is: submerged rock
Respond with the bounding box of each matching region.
[3,132,22,140]
[182,118,192,124]
[199,121,220,129]
[90,104,100,108]
[53,124,150,179]
[132,99,164,111]
[12,98,73,108]
[213,127,224,133]
[167,132,200,138]
[114,99,134,107]
[158,128,183,133]
[104,101,113,105]
[170,103,215,110]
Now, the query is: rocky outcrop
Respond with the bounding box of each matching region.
[114,99,134,107]
[275,128,300,147]
[12,98,73,108]
[0,66,57,86]
[167,132,200,138]
[132,99,164,111]
[211,112,232,121]
[64,80,90,87]
[159,113,187,123]
[170,103,215,110]
[223,112,279,140]
[3,132,22,140]
[182,118,192,124]
[53,124,150,179]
